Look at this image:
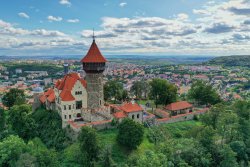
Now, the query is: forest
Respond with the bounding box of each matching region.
[0,82,250,166]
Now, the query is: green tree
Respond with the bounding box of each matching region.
[31,108,70,150]
[15,153,38,167]
[149,78,177,107]
[2,88,25,108]
[8,104,37,140]
[117,118,144,150]
[78,126,99,166]
[104,81,124,103]
[200,103,226,129]
[230,141,249,166]
[128,150,169,167]
[0,108,5,132]
[0,135,27,167]
[99,145,116,167]
[130,81,149,99]
[218,145,239,167]
[27,137,60,167]
[188,80,221,106]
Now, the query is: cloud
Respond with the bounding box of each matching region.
[59,0,71,7]
[204,23,234,34]
[18,12,30,19]
[243,19,250,24]
[30,29,66,37]
[177,13,189,20]
[67,19,80,23]
[119,2,127,7]
[47,16,63,22]
[232,33,250,41]
[229,7,250,15]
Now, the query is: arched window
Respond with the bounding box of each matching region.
[132,115,134,119]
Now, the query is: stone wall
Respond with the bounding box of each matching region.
[85,73,104,109]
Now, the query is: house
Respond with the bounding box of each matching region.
[165,101,193,116]
[112,102,144,123]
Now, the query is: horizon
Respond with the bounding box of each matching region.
[0,0,250,56]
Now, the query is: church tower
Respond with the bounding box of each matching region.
[81,36,107,109]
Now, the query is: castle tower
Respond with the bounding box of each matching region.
[81,37,107,109]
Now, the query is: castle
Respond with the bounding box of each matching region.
[36,38,150,130]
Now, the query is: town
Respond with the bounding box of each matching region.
[1,0,250,166]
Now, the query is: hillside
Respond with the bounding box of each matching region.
[207,55,250,67]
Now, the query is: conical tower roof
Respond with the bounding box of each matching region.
[81,40,107,63]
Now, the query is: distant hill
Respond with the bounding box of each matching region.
[207,55,250,67]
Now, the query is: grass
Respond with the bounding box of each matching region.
[97,120,202,165]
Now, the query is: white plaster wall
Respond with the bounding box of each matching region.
[71,80,88,109]
[128,111,143,123]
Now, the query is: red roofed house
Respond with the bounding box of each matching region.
[165,101,193,116]
[112,102,144,123]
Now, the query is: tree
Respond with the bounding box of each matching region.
[8,104,37,140]
[2,88,25,108]
[117,118,144,150]
[230,141,249,166]
[130,81,149,100]
[200,103,226,129]
[15,153,38,167]
[0,108,5,132]
[104,81,124,103]
[78,126,99,166]
[218,145,239,167]
[149,78,177,107]
[128,150,169,167]
[99,145,116,167]
[31,108,70,150]
[188,80,221,106]
[0,135,27,166]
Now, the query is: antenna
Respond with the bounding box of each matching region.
[92,28,96,41]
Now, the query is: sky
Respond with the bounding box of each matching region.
[0,0,250,56]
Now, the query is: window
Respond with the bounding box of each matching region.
[69,105,71,110]
[76,101,82,109]
[132,114,134,119]
[137,114,140,118]
[69,115,71,119]
[64,115,67,119]
[64,105,66,110]
[75,91,82,95]
[100,100,101,105]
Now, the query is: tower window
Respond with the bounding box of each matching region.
[76,101,82,109]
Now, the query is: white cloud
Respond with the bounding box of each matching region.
[177,13,189,20]
[67,19,80,23]
[119,2,127,7]
[18,12,30,19]
[47,16,63,22]
[59,0,71,7]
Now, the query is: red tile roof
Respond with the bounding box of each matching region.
[39,95,46,103]
[47,90,55,102]
[165,101,192,111]
[80,40,107,63]
[60,89,75,101]
[55,72,87,102]
[120,102,143,113]
[113,111,127,118]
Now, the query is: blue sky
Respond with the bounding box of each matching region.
[0,0,250,56]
